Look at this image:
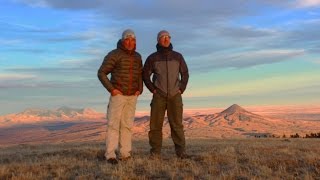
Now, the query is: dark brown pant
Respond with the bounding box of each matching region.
[148,93,186,155]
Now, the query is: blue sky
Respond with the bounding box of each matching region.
[0,0,320,115]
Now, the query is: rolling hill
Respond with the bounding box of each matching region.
[0,104,319,146]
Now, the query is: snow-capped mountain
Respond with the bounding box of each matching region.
[0,107,105,126]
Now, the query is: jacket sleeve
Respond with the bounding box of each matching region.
[138,56,143,94]
[97,52,117,93]
[179,54,189,94]
[142,56,156,93]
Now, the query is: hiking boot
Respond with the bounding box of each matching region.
[119,156,132,161]
[177,153,191,159]
[149,153,161,160]
[107,158,118,165]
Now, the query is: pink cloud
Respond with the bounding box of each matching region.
[294,0,320,8]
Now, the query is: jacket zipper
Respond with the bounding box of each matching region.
[166,55,169,99]
[129,55,133,95]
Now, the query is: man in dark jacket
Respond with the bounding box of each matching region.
[143,30,189,159]
[98,29,143,164]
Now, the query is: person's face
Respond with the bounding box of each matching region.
[158,35,171,47]
[122,37,136,51]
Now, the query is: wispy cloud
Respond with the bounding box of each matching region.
[17,0,253,18]
[0,74,38,88]
[17,0,320,21]
[270,19,320,53]
[3,58,101,87]
[294,0,320,8]
[190,49,305,72]
[76,47,105,56]
[57,58,101,68]
[2,48,46,53]
[286,20,320,42]
[6,67,94,75]
[46,31,97,42]
[16,0,105,9]
[0,39,22,45]
[0,19,62,33]
[312,59,320,64]
[192,70,320,97]
[231,49,305,67]
[258,0,320,9]
[0,71,99,88]
[0,80,95,88]
[0,74,36,81]
[13,0,320,58]
[215,26,276,39]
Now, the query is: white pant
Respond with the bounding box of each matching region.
[105,95,138,159]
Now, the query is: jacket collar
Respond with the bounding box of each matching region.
[156,43,173,53]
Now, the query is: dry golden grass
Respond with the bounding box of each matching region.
[0,138,319,179]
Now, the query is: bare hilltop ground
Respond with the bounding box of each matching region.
[0,138,319,179]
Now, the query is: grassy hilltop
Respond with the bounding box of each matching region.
[0,138,319,179]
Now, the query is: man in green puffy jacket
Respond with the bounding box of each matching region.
[143,30,189,159]
[98,29,143,165]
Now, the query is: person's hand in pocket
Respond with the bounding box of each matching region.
[135,91,140,96]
